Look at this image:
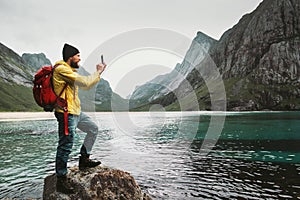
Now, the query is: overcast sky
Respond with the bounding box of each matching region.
[0,0,263,97]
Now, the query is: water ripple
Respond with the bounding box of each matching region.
[0,112,300,199]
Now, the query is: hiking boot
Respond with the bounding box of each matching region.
[56,175,75,194]
[79,155,101,170]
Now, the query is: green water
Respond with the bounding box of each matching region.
[195,112,300,163]
[0,111,299,199]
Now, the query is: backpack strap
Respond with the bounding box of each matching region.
[63,103,69,136]
[52,64,69,98]
[57,83,68,97]
[57,83,69,136]
[53,64,69,136]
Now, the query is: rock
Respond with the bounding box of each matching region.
[0,43,34,87]
[0,43,41,111]
[43,166,152,200]
[129,31,216,109]
[77,67,128,112]
[22,53,52,71]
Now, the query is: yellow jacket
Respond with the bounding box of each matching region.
[52,60,100,115]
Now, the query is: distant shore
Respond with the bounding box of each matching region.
[0,110,297,122]
[0,112,55,122]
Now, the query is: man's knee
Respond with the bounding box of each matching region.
[78,113,99,135]
[86,117,98,134]
[90,123,98,135]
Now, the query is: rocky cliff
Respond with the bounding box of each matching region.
[43,166,152,200]
[0,43,34,87]
[77,67,128,112]
[95,80,129,112]
[137,0,300,111]
[22,53,52,71]
[211,0,300,110]
[0,43,40,111]
[129,32,216,109]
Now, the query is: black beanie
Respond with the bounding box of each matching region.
[62,43,80,62]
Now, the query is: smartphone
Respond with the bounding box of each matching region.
[101,55,104,64]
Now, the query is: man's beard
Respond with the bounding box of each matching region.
[70,61,79,68]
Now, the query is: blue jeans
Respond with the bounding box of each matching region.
[55,112,98,176]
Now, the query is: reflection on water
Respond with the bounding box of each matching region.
[0,112,299,199]
[189,141,300,199]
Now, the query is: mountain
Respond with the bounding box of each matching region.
[22,53,51,70]
[95,80,128,112]
[134,0,300,111]
[77,67,128,112]
[129,32,216,108]
[0,43,123,112]
[0,43,40,111]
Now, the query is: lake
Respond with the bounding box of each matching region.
[0,112,299,199]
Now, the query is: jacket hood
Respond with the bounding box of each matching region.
[55,60,77,72]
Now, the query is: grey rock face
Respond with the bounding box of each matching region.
[156,0,300,111]
[214,0,300,110]
[0,43,34,87]
[129,32,216,108]
[78,67,127,112]
[43,166,152,200]
[215,0,300,81]
[22,53,52,71]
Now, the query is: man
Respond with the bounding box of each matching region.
[52,43,106,194]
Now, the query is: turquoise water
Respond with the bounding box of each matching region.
[196,112,300,163]
[0,112,299,199]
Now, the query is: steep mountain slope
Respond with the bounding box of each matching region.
[22,53,51,70]
[129,32,216,108]
[78,67,128,112]
[0,43,34,87]
[136,0,300,111]
[0,43,40,111]
[0,43,124,111]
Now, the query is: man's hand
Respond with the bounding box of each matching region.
[96,63,106,75]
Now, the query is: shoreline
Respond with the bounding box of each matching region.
[0,112,55,122]
[0,111,298,122]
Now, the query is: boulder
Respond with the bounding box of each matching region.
[43,166,152,200]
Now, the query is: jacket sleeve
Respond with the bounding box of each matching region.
[57,66,100,90]
[76,72,101,90]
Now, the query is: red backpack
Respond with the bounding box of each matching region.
[32,65,67,112]
[33,65,69,135]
